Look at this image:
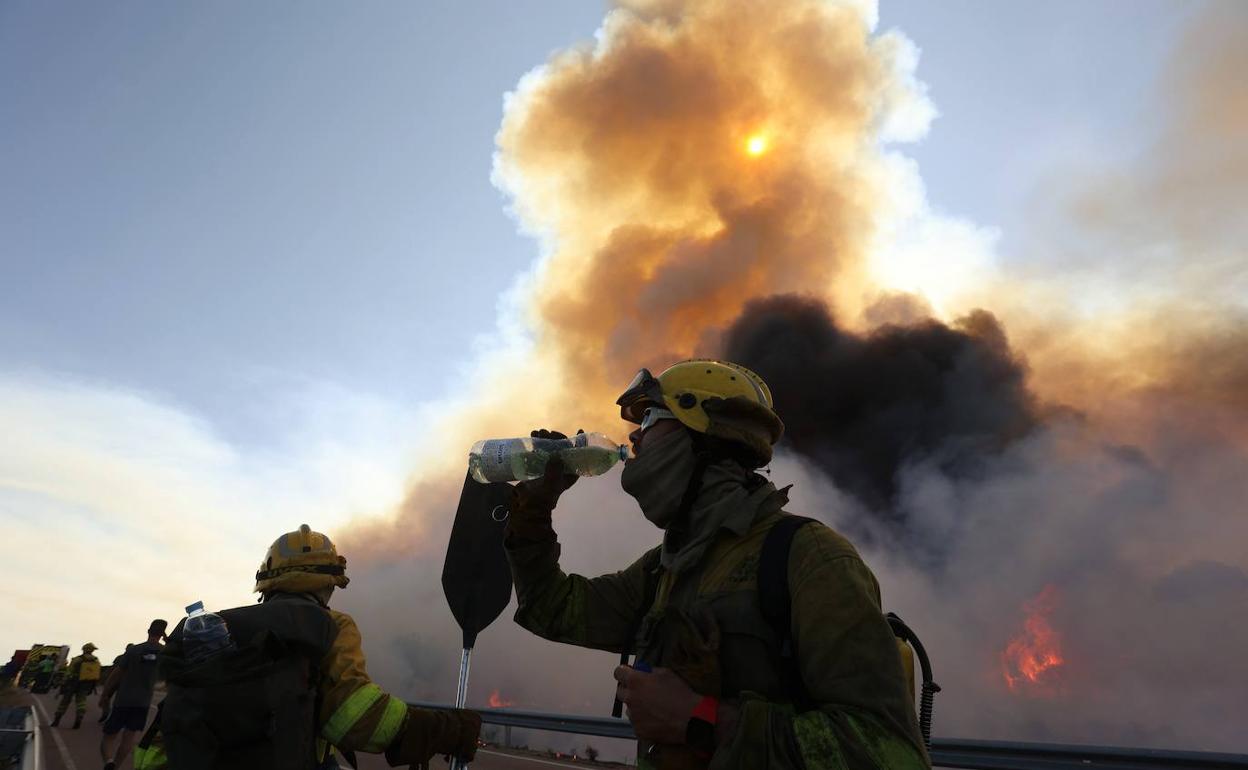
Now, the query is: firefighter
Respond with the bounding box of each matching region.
[52,643,102,728]
[135,524,480,770]
[29,649,57,693]
[505,359,930,769]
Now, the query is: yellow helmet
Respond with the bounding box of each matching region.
[617,359,784,466]
[254,524,349,594]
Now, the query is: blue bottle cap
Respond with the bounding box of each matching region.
[185,600,205,615]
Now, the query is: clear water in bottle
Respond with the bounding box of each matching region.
[183,600,236,664]
[468,431,630,483]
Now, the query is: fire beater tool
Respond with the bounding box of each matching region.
[442,471,515,769]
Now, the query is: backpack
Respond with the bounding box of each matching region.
[159,600,335,770]
[759,515,939,747]
[78,660,101,682]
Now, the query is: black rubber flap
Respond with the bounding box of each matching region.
[441,472,514,649]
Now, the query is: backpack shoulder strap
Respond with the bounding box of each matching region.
[758,514,816,707]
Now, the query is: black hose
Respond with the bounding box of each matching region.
[887,612,941,749]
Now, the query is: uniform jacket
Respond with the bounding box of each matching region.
[506,468,930,770]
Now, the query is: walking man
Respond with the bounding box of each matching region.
[99,621,166,770]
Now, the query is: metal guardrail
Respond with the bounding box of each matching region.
[411,701,1248,769]
[411,702,636,740]
[928,740,1248,770]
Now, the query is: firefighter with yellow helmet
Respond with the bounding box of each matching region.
[51,642,102,729]
[505,359,930,769]
[134,525,480,770]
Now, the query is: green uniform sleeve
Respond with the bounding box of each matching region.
[318,610,409,754]
[711,525,931,770]
[507,533,658,654]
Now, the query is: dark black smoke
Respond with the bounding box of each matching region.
[723,295,1040,541]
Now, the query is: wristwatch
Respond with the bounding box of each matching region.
[686,695,719,758]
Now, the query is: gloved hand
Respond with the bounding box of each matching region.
[385,706,481,768]
[506,429,581,542]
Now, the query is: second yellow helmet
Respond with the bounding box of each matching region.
[254,524,349,594]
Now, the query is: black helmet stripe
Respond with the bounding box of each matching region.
[255,563,345,581]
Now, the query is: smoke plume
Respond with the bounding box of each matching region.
[335,0,1248,756]
[723,294,1038,556]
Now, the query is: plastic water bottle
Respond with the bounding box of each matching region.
[183,601,236,663]
[469,431,630,483]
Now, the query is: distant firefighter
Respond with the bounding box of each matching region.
[29,650,58,693]
[52,642,101,729]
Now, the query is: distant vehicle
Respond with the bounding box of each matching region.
[20,644,67,693]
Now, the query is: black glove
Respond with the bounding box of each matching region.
[506,429,581,542]
[385,707,482,768]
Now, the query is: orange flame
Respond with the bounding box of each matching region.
[487,688,514,708]
[1001,585,1065,694]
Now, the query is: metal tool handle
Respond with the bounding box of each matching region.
[449,647,472,770]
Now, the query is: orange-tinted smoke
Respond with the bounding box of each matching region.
[983,3,1248,431]
[494,0,923,424]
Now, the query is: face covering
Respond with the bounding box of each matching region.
[620,427,699,529]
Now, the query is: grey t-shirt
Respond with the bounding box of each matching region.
[113,640,162,708]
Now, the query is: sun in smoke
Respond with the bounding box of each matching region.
[745,134,768,156]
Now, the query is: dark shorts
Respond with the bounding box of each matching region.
[103,706,149,734]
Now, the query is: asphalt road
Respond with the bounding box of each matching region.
[18,689,619,770]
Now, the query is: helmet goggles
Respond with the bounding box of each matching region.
[616,368,666,423]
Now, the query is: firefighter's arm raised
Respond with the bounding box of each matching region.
[504,457,656,652]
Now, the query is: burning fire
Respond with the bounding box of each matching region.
[1001,585,1065,694]
[487,688,514,708]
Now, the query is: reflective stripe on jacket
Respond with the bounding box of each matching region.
[318,609,409,752]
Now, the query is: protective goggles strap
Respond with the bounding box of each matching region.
[640,406,677,432]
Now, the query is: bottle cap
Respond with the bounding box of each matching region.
[185,600,205,615]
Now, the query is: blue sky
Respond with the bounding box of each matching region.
[0,0,1216,658]
[1,1,1203,442]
